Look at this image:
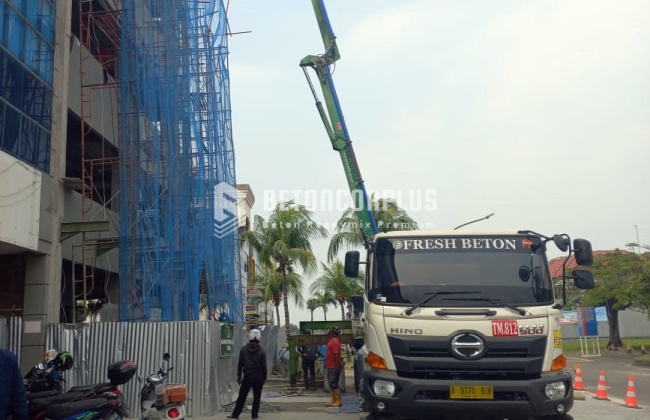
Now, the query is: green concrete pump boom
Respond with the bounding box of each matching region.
[300,0,379,245]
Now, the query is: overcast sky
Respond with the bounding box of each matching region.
[226,0,650,325]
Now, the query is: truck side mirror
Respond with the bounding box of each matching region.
[344,251,360,277]
[553,234,570,252]
[573,239,593,266]
[572,269,595,290]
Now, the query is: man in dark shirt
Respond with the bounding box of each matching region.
[296,329,320,390]
[0,349,29,419]
[227,329,267,419]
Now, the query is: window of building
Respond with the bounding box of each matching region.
[0,0,55,172]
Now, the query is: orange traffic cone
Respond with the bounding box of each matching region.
[593,370,610,401]
[574,364,585,391]
[623,375,641,409]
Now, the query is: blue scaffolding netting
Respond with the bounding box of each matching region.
[119,0,241,322]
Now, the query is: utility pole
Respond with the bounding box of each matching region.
[635,224,641,254]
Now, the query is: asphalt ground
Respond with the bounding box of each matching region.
[181,363,650,420]
[566,349,650,407]
[188,391,650,420]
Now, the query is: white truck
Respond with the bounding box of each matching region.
[300,2,595,418]
[345,230,594,420]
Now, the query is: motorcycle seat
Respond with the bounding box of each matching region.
[28,391,85,416]
[69,381,114,393]
[45,397,111,420]
[27,389,61,400]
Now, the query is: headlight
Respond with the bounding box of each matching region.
[372,380,396,397]
[544,381,567,400]
[148,373,163,384]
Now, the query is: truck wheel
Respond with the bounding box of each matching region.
[358,378,392,420]
[354,359,362,392]
[358,378,373,416]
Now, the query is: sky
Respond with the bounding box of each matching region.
[225,0,650,325]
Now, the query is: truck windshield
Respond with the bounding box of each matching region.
[371,235,553,307]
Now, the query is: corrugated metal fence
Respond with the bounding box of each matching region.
[46,322,279,417]
[0,316,23,363]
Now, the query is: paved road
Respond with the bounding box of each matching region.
[182,360,650,420]
[567,350,650,407]
[190,392,650,420]
[186,383,650,420]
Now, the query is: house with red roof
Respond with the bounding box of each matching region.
[548,250,630,279]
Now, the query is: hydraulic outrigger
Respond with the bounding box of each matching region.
[300,0,378,246]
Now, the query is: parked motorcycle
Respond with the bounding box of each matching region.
[24,351,74,394]
[138,353,187,419]
[28,359,137,419]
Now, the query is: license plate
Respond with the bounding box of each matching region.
[449,385,494,399]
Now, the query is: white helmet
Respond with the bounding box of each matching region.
[248,329,261,342]
[43,349,58,364]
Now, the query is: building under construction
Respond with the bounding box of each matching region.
[0,0,245,367]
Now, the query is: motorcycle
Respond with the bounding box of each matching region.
[138,353,187,419]
[24,351,74,395]
[27,359,137,420]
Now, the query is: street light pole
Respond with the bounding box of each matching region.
[453,213,495,230]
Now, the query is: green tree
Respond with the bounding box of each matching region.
[581,250,650,349]
[327,196,418,261]
[254,270,281,326]
[306,298,320,322]
[254,267,306,328]
[313,290,337,321]
[311,260,364,320]
[243,201,327,343]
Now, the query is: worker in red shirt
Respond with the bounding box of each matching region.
[324,326,343,407]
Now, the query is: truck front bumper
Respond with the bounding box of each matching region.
[362,370,574,419]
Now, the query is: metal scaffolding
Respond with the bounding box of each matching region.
[75,0,123,322]
[117,0,241,321]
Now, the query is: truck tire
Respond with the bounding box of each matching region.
[358,377,373,417]
[354,358,362,392]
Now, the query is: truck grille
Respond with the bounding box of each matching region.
[388,335,547,380]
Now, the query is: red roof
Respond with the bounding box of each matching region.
[549,250,629,278]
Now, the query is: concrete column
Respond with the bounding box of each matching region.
[20,0,72,372]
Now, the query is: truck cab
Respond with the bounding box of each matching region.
[346,230,594,420]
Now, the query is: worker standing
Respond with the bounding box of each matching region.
[227,329,267,419]
[296,329,320,390]
[324,326,343,407]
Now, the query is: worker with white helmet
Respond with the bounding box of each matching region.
[227,329,267,419]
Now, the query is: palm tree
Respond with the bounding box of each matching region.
[327,196,418,261]
[311,261,364,320]
[313,290,337,321]
[254,270,283,326]
[306,298,320,322]
[243,201,327,343]
[255,269,306,327]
